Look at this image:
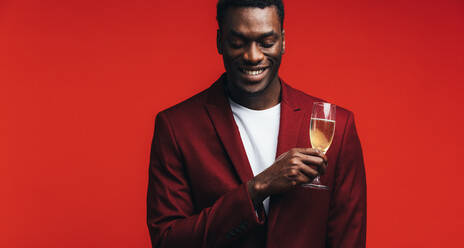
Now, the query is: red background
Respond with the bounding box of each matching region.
[1,0,463,247]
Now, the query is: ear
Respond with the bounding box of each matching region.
[281,29,286,54]
[217,29,223,54]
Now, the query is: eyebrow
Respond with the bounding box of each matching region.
[229,30,278,40]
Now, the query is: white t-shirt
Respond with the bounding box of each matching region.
[229,99,281,215]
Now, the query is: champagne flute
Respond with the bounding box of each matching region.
[304,102,336,190]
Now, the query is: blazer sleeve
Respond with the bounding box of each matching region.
[147,111,264,248]
[326,112,367,247]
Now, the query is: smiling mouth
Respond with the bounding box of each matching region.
[239,67,267,76]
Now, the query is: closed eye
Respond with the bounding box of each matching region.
[228,39,244,49]
[260,41,275,48]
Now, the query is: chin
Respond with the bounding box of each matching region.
[236,80,270,96]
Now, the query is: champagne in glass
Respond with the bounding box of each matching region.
[310,118,335,153]
[305,102,336,190]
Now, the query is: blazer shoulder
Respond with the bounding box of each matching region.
[284,83,323,105]
[157,86,211,121]
[283,82,354,121]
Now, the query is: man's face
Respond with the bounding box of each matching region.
[218,6,285,96]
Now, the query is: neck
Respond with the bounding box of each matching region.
[226,76,282,110]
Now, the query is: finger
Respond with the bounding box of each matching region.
[297,154,327,175]
[294,148,328,164]
[294,170,313,185]
[285,166,314,186]
[294,162,319,180]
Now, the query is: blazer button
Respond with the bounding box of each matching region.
[226,230,237,239]
[238,222,248,231]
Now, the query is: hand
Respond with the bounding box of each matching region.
[247,148,327,206]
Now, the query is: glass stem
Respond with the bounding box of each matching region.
[312,176,321,184]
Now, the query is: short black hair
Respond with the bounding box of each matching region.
[216,0,285,30]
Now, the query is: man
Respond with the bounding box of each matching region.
[147,0,366,247]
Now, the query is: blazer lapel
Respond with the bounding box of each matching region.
[268,81,309,228]
[275,82,307,158]
[204,77,254,184]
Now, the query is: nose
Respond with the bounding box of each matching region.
[243,42,264,65]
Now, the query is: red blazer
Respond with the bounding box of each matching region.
[147,75,367,248]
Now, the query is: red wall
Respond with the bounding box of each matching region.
[2,0,463,247]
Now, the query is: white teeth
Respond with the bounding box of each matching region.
[243,69,265,76]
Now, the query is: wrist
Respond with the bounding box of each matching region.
[247,178,267,207]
